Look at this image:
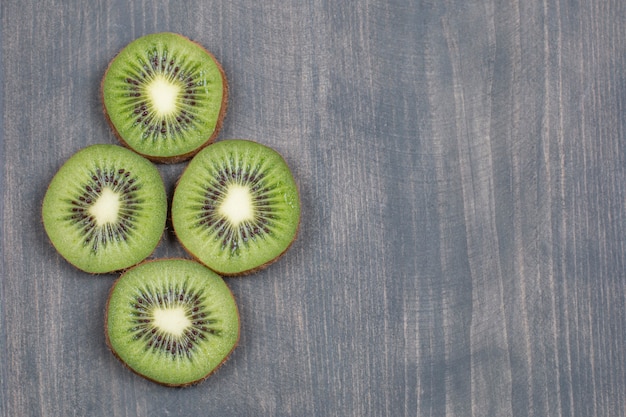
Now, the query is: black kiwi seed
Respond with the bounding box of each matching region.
[69,167,141,252]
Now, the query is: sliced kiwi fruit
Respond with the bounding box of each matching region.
[105,259,240,386]
[171,139,301,276]
[42,144,167,273]
[101,32,228,163]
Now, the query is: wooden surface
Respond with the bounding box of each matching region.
[2,0,626,416]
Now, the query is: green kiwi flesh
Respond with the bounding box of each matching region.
[105,259,240,386]
[42,144,167,273]
[101,32,227,163]
[171,139,301,275]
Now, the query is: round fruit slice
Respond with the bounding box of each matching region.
[101,32,228,163]
[105,259,240,386]
[42,144,167,273]
[171,140,301,276]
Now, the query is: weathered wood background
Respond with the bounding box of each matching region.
[2,0,626,416]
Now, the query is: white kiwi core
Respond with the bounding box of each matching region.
[152,307,190,336]
[219,184,254,226]
[148,76,180,116]
[89,188,121,226]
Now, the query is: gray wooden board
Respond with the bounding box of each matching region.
[2,0,626,416]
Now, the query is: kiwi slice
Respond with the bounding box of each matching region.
[42,144,167,273]
[105,259,240,386]
[101,32,228,163]
[171,139,301,276]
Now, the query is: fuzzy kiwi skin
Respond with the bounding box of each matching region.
[172,139,302,276]
[104,258,240,387]
[100,32,229,164]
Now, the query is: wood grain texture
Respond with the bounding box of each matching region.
[2,0,626,416]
